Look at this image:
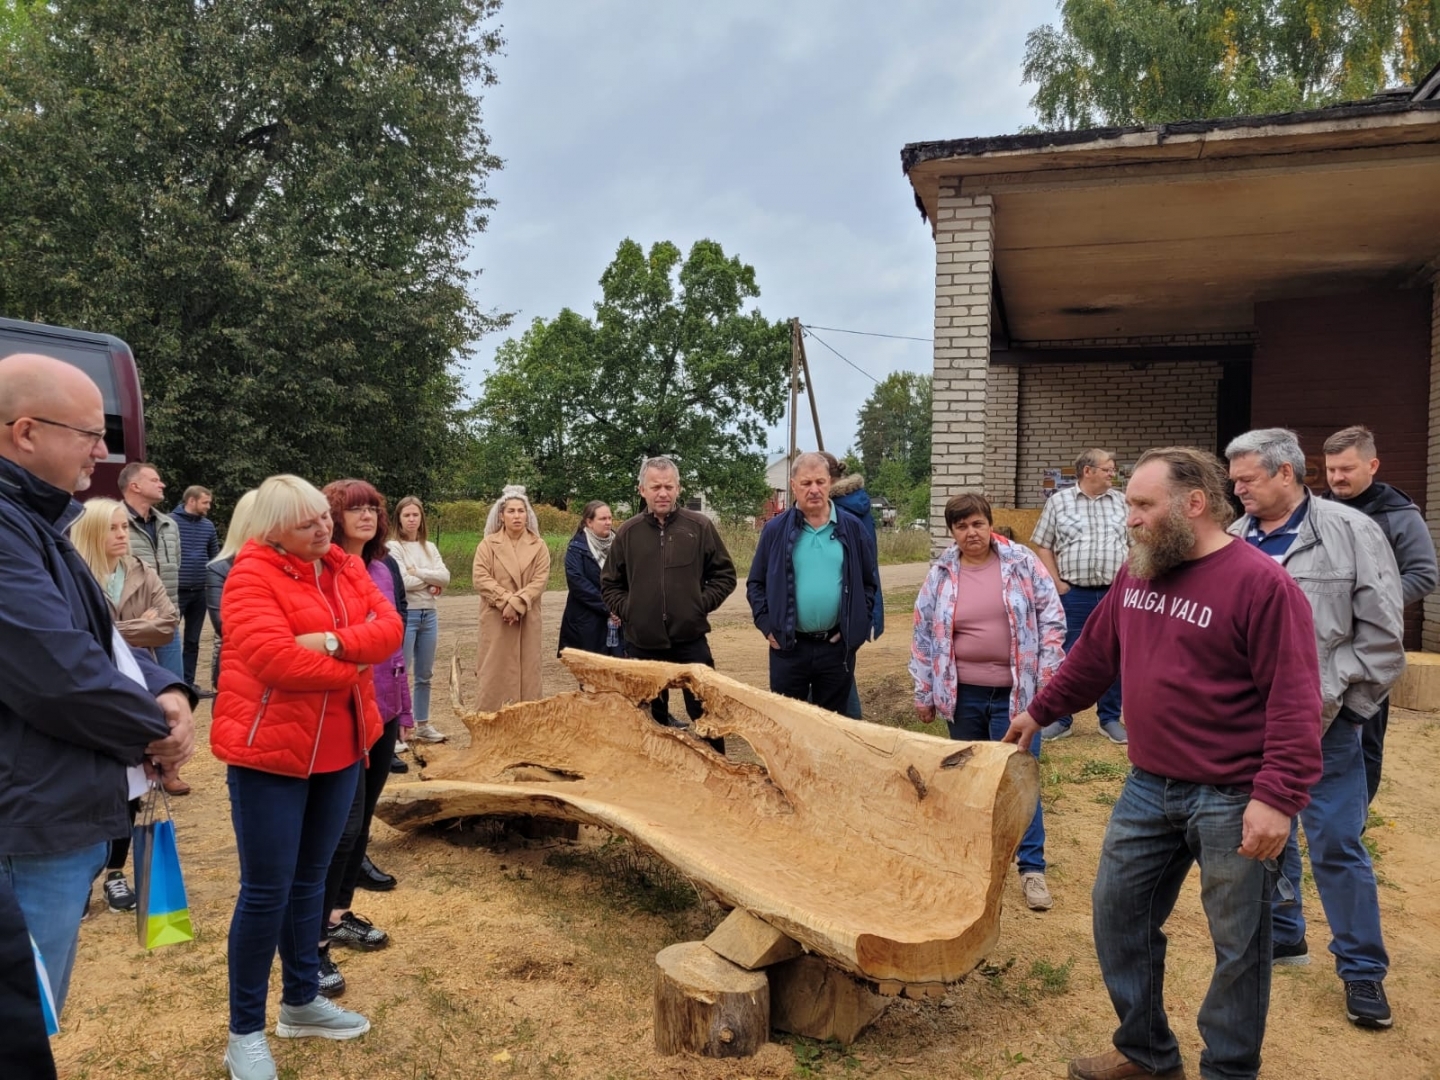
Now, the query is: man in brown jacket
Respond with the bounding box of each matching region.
[602,456,736,733]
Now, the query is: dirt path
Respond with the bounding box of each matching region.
[56,564,1440,1079]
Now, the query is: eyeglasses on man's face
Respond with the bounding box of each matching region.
[5,416,108,446]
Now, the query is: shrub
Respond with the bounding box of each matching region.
[534,504,579,536]
[431,499,488,534]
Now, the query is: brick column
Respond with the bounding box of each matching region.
[929,186,993,546]
[984,364,1019,506]
[1425,275,1440,651]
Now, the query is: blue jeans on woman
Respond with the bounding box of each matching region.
[226,762,360,1035]
[946,683,1045,874]
[403,608,439,723]
[1095,767,1274,1080]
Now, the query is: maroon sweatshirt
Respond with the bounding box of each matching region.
[1028,538,1323,816]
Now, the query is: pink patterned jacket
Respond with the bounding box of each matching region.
[909,536,1067,722]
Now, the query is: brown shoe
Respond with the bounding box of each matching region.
[162,777,192,797]
[1068,1049,1186,1080]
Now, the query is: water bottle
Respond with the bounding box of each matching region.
[606,623,619,650]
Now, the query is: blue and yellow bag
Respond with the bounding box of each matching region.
[132,786,194,949]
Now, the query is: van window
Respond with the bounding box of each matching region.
[0,336,125,456]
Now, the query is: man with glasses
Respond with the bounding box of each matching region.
[1031,447,1129,742]
[0,353,195,1028]
[1006,446,1322,1080]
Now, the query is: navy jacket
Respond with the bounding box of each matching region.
[558,531,623,656]
[171,504,219,590]
[831,476,884,640]
[0,457,178,856]
[746,502,878,652]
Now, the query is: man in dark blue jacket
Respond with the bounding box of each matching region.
[0,354,195,1021]
[171,485,220,693]
[746,452,878,712]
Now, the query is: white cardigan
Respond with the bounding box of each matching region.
[386,539,451,610]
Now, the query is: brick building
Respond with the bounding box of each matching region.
[902,64,1440,647]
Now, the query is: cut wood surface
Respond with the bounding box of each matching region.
[1390,651,1436,711]
[653,942,769,1057]
[376,651,1039,985]
[769,954,890,1046]
[704,907,803,970]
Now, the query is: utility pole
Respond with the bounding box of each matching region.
[788,318,824,461]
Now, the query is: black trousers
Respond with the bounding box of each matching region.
[106,798,142,872]
[0,875,58,1080]
[625,638,722,752]
[769,637,857,713]
[178,587,207,687]
[323,718,400,916]
[1362,697,1389,805]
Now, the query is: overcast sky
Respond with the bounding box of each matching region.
[462,1,1058,458]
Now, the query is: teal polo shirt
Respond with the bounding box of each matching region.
[793,503,843,633]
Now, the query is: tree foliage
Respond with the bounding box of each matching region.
[0,0,505,510]
[1024,0,1440,129]
[855,371,932,488]
[468,238,790,516]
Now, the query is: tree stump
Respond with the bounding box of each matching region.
[770,954,889,1045]
[654,942,769,1057]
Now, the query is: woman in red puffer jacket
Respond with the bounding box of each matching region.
[211,474,404,1078]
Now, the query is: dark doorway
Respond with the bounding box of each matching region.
[1215,361,1252,461]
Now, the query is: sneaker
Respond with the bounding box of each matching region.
[275,995,370,1040]
[1344,979,1393,1029]
[1099,720,1128,744]
[1272,937,1311,966]
[103,870,137,913]
[1040,721,1073,742]
[390,753,409,774]
[1021,872,1053,911]
[395,739,411,753]
[412,722,446,743]
[224,1030,277,1080]
[317,947,345,998]
[327,911,388,950]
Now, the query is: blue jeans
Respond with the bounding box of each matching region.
[0,841,109,1016]
[153,636,184,683]
[226,763,360,1035]
[1272,718,1388,981]
[947,683,1045,873]
[1095,768,1273,1080]
[1051,585,1122,730]
[403,608,439,723]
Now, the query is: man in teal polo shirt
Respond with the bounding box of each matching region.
[746,453,878,711]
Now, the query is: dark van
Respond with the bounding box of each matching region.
[0,316,146,498]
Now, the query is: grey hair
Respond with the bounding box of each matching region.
[637,455,681,487]
[1224,428,1306,478]
[1074,448,1113,475]
[790,451,830,478]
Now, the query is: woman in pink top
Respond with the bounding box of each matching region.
[910,492,1066,910]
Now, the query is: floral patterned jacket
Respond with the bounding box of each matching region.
[909,537,1067,722]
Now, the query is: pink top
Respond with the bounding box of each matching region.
[951,555,1012,688]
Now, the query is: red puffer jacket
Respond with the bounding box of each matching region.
[212,540,405,778]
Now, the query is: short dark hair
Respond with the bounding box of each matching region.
[323,478,390,563]
[393,495,428,544]
[1323,425,1377,458]
[117,461,160,492]
[183,485,211,504]
[1135,446,1235,526]
[944,492,993,530]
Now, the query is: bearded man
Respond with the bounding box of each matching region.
[1005,446,1323,1080]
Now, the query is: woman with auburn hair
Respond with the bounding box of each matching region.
[473,485,550,712]
[557,500,624,658]
[212,474,403,1080]
[910,491,1066,913]
[69,497,181,913]
[386,495,448,743]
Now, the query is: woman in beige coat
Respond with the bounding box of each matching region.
[473,486,550,712]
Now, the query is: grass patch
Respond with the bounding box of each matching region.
[976,955,1075,1005]
[544,836,698,916]
[1075,759,1129,783]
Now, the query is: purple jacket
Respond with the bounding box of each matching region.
[367,557,414,728]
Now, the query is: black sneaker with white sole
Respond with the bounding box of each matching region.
[317,946,345,997]
[103,870,137,913]
[1272,937,1310,966]
[1345,979,1393,1028]
[326,911,389,950]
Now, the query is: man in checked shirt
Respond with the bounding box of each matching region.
[1031,448,1129,743]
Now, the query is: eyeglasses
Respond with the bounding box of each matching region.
[1261,858,1297,905]
[5,416,108,445]
[347,505,380,516]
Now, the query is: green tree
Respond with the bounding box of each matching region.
[1024,0,1440,129]
[855,372,932,486]
[0,0,505,510]
[470,238,790,515]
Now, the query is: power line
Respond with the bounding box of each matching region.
[801,323,933,343]
[802,327,879,383]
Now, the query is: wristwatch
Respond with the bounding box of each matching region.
[324,632,341,657]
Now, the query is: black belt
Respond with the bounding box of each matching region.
[794,627,840,642]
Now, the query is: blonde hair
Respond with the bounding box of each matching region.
[216,489,262,561]
[69,497,127,582]
[248,475,331,546]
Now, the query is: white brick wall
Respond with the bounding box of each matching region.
[1425,276,1440,651]
[984,365,1020,505]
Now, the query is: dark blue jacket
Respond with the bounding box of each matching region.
[746,502,878,652]
[171,504,219,590]
[0,457,177,855]
[558,531,623,656]
[831,479,884,640]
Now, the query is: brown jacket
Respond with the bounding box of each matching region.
[472,530,551,712]
[110,554,179,649]
[601,508,736,650]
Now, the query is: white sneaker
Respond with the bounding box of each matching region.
[224,1031,277,1080]
[276,996,371,1040]
[412,722,446,743]
[1021,872,1053,911]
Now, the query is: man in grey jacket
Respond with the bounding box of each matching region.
[1227,428,1404,1031]
[119,462,183,681]
[1323,424,1438,803]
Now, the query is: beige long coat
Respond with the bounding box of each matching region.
[473,529,551,712]
[110,554,180,650]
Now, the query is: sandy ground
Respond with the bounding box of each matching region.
[56,564,1440,1079]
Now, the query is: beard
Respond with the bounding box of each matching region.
[1127,503,1196,581]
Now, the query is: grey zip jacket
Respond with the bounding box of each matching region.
[1230,496,1405,729]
